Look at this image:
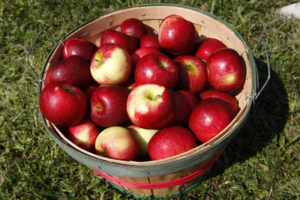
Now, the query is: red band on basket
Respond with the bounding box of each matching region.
[93,148,225,189]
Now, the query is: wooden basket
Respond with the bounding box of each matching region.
[39,4,258,198]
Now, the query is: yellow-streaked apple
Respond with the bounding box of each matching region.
[90,44,132,85]
[126,84,175,129]
[128,125,158,157]
[95,126,140,161]
[68,119,99,151]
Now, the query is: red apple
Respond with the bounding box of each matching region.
[173,90,197,125]
[132,47,160,66]
[45,55,92,88]
[95,126,140,160]
[199,89,239,114]
[120,18,148,38]
[158,14,197,55]
[68,119,99,151]
[90,85,129,127]
[123,73,136,91]
[83,84,98,117]
[128,125,158,157]
[90,44,132,85]
[39,82,87,126]
[189,98,235,143]
[63,38,97,60]
[134,53,179,89]
[127,84,175,129]
[148,125,197,160]
[174,55,207,93]
[140,34,160,49]
[206,48,246,92]
[100,30,138,53]
[84,84,98,100]
[127,82,138,91]
[195,38,226,62]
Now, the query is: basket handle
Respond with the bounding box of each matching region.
[247,38,271,105]
[26,27,64,82]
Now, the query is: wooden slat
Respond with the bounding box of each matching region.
[149,155,213,196]
[111,176,153,196]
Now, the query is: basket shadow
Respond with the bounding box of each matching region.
[205,58,289,179]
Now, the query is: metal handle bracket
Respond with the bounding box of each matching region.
[246,38,271,105]
[26,28,63,82]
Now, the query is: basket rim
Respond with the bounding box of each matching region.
[39,3,258,177]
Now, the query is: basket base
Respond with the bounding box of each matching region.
[95,166,214,199]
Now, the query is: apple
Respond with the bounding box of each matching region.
[45,55,92,88]
[206,48,246,92]
[148,125,197,160]
[127,84,175,129]
[100,30,138,53]
[39,82,87,126]
[132,47,160,66]
[174,55,207,93]
[83,84,98,116]
[123,73,136,91]
[128,125,158,157]
[95,126,140,160]
[140,33,160,49]
[189,98,235,143]
[158,14,197,55]
[134,53,179,89]
[90,44,132,85]
[120,18,148,38]
[84,84,98,100]
[68,119,99,151]
[63,38,97,60]
[90,85,129,127]
[195,38,227,62]
[199,89,239,114]
[173,90,197,125]
[127,82,138,91]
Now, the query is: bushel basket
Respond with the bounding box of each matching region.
[29,4,270,198]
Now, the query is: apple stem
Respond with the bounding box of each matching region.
[95,102,104,112]
[184,64,192,71]
[146,93,161,101]
[95,58,103,65]
[94,52,104,66]
[63,85,76,94]
[158,61,167,69]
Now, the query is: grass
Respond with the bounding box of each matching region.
[0,0,299,199]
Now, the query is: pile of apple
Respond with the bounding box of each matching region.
[39,15,246,161]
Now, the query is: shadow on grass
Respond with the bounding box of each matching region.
[207,58,289,178]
